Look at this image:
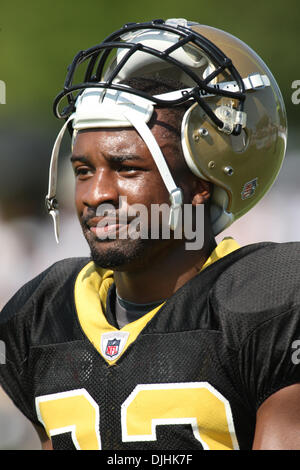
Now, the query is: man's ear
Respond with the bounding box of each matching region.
[191,178,212,206]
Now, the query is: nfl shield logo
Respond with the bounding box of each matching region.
[105,338,121,358]
[101,331,129,362]
[241,178,258,200]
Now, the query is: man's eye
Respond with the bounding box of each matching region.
[74,167,91,177]
[117,165,144,173]
[120,166,138,172]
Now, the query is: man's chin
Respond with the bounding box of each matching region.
[83,226,173,271]
[88,237,152,271]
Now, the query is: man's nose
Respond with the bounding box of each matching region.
[83,168,119,209]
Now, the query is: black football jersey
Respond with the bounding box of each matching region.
[1,240,300,450]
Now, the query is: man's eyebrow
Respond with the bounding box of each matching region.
[70,154,144,164]
[70,155,89,164]
[107,154,143,163]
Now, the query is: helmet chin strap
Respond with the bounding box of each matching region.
[122,109,183,231]
[45,92,183,243]
[45,115,74,243]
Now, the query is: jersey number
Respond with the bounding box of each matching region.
[35,382,238,450]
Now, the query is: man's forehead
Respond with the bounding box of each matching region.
[74,127,150,155]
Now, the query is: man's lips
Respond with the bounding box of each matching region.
[90,224,123,234]
[86,217,129,239]
[87,217,121,228]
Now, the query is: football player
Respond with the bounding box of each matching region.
[1,18,300,451]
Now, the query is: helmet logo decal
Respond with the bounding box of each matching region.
[241,178,258,200]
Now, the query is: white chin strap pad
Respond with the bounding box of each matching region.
[46,87,183,242]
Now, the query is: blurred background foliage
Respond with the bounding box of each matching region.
[0,0,299,220]
[1,0,299,120]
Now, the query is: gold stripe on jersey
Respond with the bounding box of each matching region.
[74,237,239,365]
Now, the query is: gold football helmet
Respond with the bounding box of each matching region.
[47,18,287,240]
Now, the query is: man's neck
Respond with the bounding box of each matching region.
[113,236,217,304]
